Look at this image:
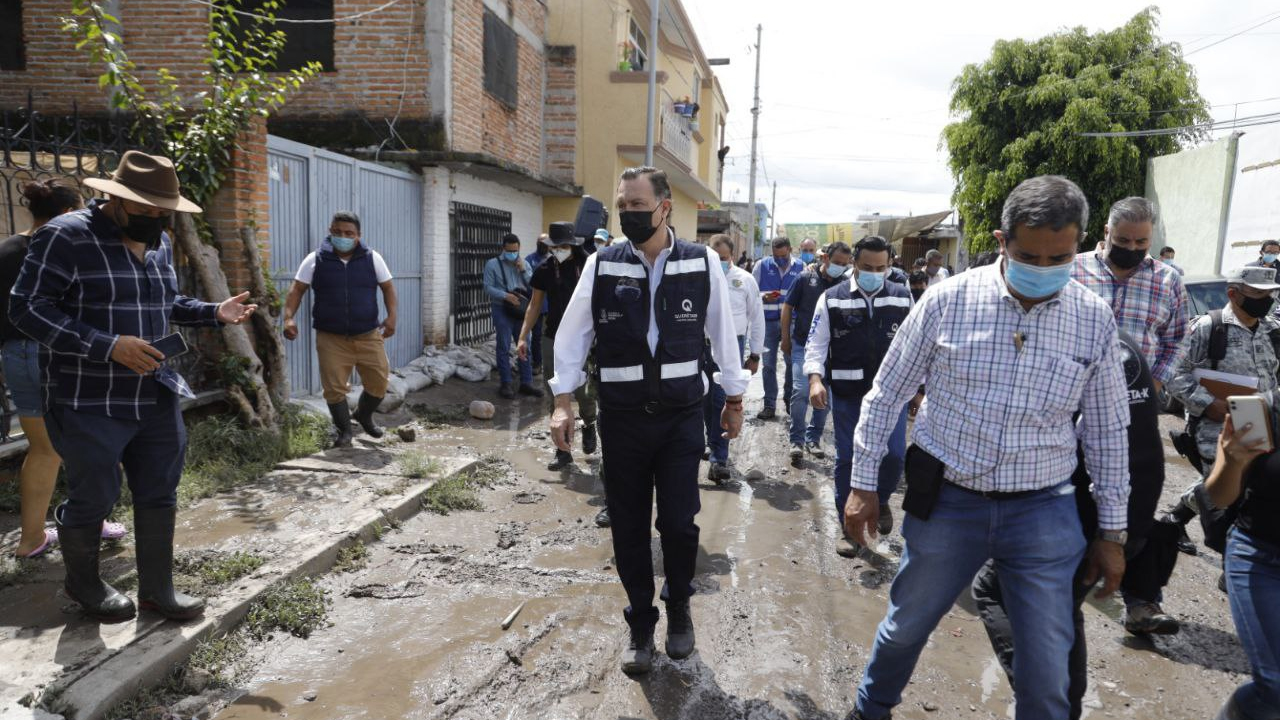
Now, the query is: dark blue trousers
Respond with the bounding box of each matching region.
[46,387,187,528]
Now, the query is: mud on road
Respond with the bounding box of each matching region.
[208,379,1244,720]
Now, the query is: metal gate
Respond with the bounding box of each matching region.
[267,135,423,397]
[451,202,511,347]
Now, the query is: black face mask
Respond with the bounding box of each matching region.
[619,206,664,245]
[1108,244,1147,270]
[124,212,168,248]
[1240,294,1276,319]
[911,288,925,301]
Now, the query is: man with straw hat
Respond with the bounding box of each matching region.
[10,150,257,623]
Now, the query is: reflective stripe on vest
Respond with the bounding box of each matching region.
[874,296,911,309]
[828,297,868,311]
[659,360,700,379]
[598,261,647,278]
[600,365,645,382]
[831,369,865,381]
[762,302,781,312]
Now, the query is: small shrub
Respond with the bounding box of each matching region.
[333,541,369,573]
[244,577,330,640]
[397,450,442,479]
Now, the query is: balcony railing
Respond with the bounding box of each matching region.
[659,92,695,170]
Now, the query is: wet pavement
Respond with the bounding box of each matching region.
[210,378,1241,720]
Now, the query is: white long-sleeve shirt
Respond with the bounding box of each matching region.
[724,264,766,355]
[802,280,913,377]
[549,233,751,398]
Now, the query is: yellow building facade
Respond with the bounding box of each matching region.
[543,0,729,240]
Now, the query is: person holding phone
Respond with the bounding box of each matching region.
[752,237,803,420]
[10,151,257,623]
[1205,408,1280,720]
[282,211,398,446]
[483,233,541,401]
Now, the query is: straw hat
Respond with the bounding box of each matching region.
[83,150,201,213]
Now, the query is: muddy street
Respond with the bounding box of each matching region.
[209,378,1243,720]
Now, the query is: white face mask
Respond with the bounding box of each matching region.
[551,248,573,263]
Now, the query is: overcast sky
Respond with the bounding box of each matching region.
[683,0,1280,226]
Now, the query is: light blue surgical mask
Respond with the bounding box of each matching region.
[800,252,816,264]
[720,260,732,274]
[825,262,848,280]
[1004,257,1073,299]
[856,270,885,294]
[502,251,519,262]
[329,235,356,253]
[1264,253,1278,264]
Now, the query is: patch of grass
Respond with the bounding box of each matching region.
[419,458,505,515]
[408,403,469,427]
[19,683,73,717]
[174,550,265,591]
[187,631,248,683]
[244,577,330,641]
[397,450,442,479]
[333,541,369,573]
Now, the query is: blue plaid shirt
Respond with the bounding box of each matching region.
[9,201,222,418]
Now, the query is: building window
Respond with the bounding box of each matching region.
[692,71,701,107]
[1,0,25,71]
[234,0,334,71]
[628,17,648,71]
[483,9,518,108]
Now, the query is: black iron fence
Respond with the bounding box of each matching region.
[451,201,511,347]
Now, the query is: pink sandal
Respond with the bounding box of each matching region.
[101,521,128,541]
[15,528,58,559]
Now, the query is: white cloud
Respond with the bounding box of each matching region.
[685,0,1280,225]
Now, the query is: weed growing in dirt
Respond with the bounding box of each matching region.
[19,683,72,717]
[419,458,506,515]
[333,541,369,573]
[398,450,442,479]
[180,404,330,505]
[175,550,265,590]
[409,403,469,427]
[186,632,249,683]
[244,577,330,640]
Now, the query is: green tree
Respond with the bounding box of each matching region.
[63,0,321,428]
[943,7,1211,251]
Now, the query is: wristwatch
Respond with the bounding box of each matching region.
[1097,529,1128,546]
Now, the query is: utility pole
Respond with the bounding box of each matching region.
[770,181,777,238]
[643,0,661,165]
[747,24,762,257]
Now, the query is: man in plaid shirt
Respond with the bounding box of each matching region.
[844,176,1129,720]
[10,151,256,624]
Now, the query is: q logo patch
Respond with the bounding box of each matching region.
[681,299,693,312]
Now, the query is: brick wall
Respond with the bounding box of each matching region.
[543,45,576,184]
[450,0,546,172]
[205,117,271,294]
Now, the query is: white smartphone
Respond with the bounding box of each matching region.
[1227,395,1274,453]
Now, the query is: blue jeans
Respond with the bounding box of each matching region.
[704,336,746,464]
[788,345,829,445]
[2,338,44,417]
[1223,527,1280,719]
[832,395,907,516]
[762,319,793,410]
[491,303,532,387]
[856,482,1086,720]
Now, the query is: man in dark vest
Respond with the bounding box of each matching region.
[804,236,912,556]
[283,211,397,446]
[548,166,748,675]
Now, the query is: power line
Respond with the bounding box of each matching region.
[1182,10,1280,56]
[187,0,407,24]
[1080,111,1280,138]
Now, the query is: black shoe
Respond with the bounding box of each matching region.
[498,384,516,400]
[1176,525,1198,556]
[836,534,861,558]
[877,504,894,536]
[547,450,573,471]
[621,609,657,675]
[57,520,136,623]
[518,384,545,398]
[702,447,711,461]
[708,462,731,484]
[353,392,384,438]
[594,508,611,528]
[804,442,826,459]
[1124,602,1180,635]
[665,599,696,659]
[134,507,205,621]
[756,407,777,420]
[582,424,598,455]
[328,402,353,447]
[532,365,543,377]
[789,444,804,467]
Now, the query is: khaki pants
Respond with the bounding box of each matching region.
[316,329,390,404]
[543,331,597,425]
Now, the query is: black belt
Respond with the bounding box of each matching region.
[945,481,1047,501]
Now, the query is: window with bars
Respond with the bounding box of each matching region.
[1,0,26,71]
[233,0,334,71]
[483,9,518,108]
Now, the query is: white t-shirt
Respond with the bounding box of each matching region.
[294,250,393,285]
[927,266,950,286]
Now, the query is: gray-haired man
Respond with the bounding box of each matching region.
[924,248,949,287]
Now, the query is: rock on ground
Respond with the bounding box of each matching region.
[469,400,495,420]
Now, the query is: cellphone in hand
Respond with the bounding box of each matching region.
[151,332,189,360]
[1227,395,1274,453]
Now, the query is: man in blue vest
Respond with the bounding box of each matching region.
[804,236,911,555]
[548,166,748,676]
[284,211,397,447]
[752,237,804,419]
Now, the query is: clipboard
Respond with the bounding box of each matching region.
[1194,369,1259,402]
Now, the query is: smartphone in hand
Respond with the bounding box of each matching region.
[1228,395,1274,453]
[150,332,189,360]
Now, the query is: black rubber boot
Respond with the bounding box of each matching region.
[57,519,136,623]
[581,423,598,455]
[665,598,696,659]
[328,402,353,447]
[547,450,573,471]
[134,507,205,621]
[353,392,384,438]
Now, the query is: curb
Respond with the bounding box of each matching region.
[54,457,479,720]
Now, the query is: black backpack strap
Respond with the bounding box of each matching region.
[1208,309,1227,371]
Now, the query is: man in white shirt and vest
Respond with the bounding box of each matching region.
[844,176,1129,720]
[549,167,748,676]
[705,234,764,481]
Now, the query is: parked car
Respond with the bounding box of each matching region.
[1160,277,1228,414]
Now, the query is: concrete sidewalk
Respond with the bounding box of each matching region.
[0,426,477,720]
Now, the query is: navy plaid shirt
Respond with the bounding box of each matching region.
[9,201,222,419]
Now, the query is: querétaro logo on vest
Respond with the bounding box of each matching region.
[674,297,699,323]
